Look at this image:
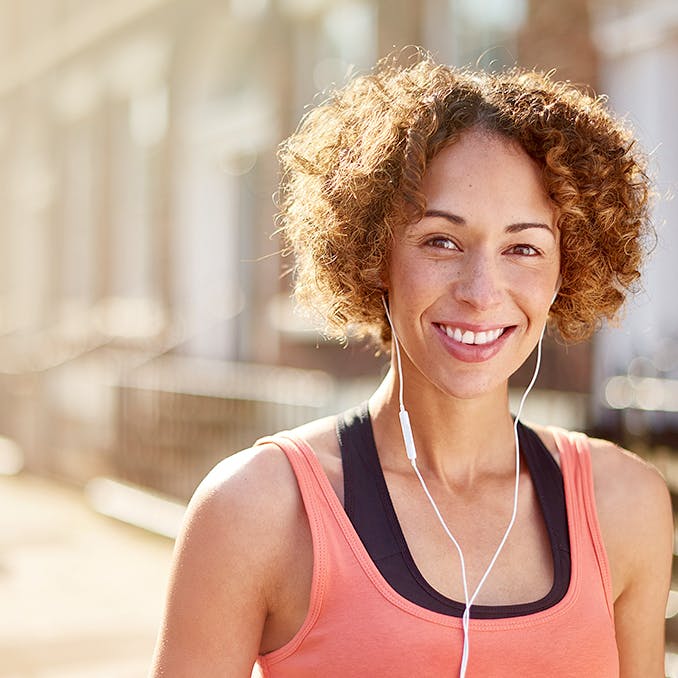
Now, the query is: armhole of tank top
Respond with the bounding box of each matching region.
[550,427,615,621]
[253,434,329,665]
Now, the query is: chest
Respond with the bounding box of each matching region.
[386,470,555,606]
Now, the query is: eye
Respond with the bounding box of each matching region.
[426,236,459,250]
[508,244,539,256]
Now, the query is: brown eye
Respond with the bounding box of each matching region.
[427,237,458,250]
[510,244,538,256]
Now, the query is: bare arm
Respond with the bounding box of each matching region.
[149,444,306,677]
[592,441,674,677]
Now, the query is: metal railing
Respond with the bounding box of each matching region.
[113,356,337,499]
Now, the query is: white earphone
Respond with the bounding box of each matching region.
[382,286,553,677]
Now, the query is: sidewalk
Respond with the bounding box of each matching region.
[0,473,176,678]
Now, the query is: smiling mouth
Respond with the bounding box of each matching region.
[436,324,508,346]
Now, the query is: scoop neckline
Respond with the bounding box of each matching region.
[281,428,582,630]
[338,404,571,619]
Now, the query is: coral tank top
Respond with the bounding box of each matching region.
[254,426,618,678]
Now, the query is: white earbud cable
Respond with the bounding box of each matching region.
[382,298,546,677]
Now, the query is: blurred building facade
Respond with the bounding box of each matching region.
[589,0,678,443]
[0,0,675,496]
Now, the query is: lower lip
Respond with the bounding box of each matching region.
[434,324,515,363]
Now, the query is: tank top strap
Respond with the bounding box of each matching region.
[254,433,339,655]
[548,427,615,621]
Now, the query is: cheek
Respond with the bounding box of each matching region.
[392,264,447,314]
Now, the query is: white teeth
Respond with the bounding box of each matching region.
[441,325,505,345]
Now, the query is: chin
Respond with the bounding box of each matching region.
[430,372,508,402]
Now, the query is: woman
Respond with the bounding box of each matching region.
[150,53,673,677]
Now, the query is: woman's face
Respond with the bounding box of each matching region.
[386,128,561,401]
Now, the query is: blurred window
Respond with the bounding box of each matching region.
[448,0,527,67]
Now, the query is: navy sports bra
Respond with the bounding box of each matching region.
[337,403,571,619]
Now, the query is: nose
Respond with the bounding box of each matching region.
[451,252,503,310]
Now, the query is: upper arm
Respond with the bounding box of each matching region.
[593,442,674,677]
[149,444,297,677]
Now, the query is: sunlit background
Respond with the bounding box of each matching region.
[1,0,677,676]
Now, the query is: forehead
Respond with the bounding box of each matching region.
[421,129,555,226]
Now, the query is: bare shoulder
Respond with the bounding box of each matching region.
[151,439,315,675]
[533,424,672,598]
[580,434,671,602]
[585,436,674,673]
[531,422,668,505]
[189,409,337,517]
[583,434,671,534]
[530,425,672,671]
[169,441,310,613]
[176,411,342,577]
[151,412,351,675]
[186,441,303,541]
[195,439,299,507]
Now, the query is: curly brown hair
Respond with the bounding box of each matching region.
[277,51,653,349]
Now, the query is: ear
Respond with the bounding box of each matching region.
[378,263,390,290]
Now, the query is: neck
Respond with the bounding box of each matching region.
[369,368,518,485]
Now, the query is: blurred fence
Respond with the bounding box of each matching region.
[113,357,336,499]
[0,342,596,503]
[0,349,371,501]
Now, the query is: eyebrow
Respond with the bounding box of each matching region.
[424,209,556,236]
